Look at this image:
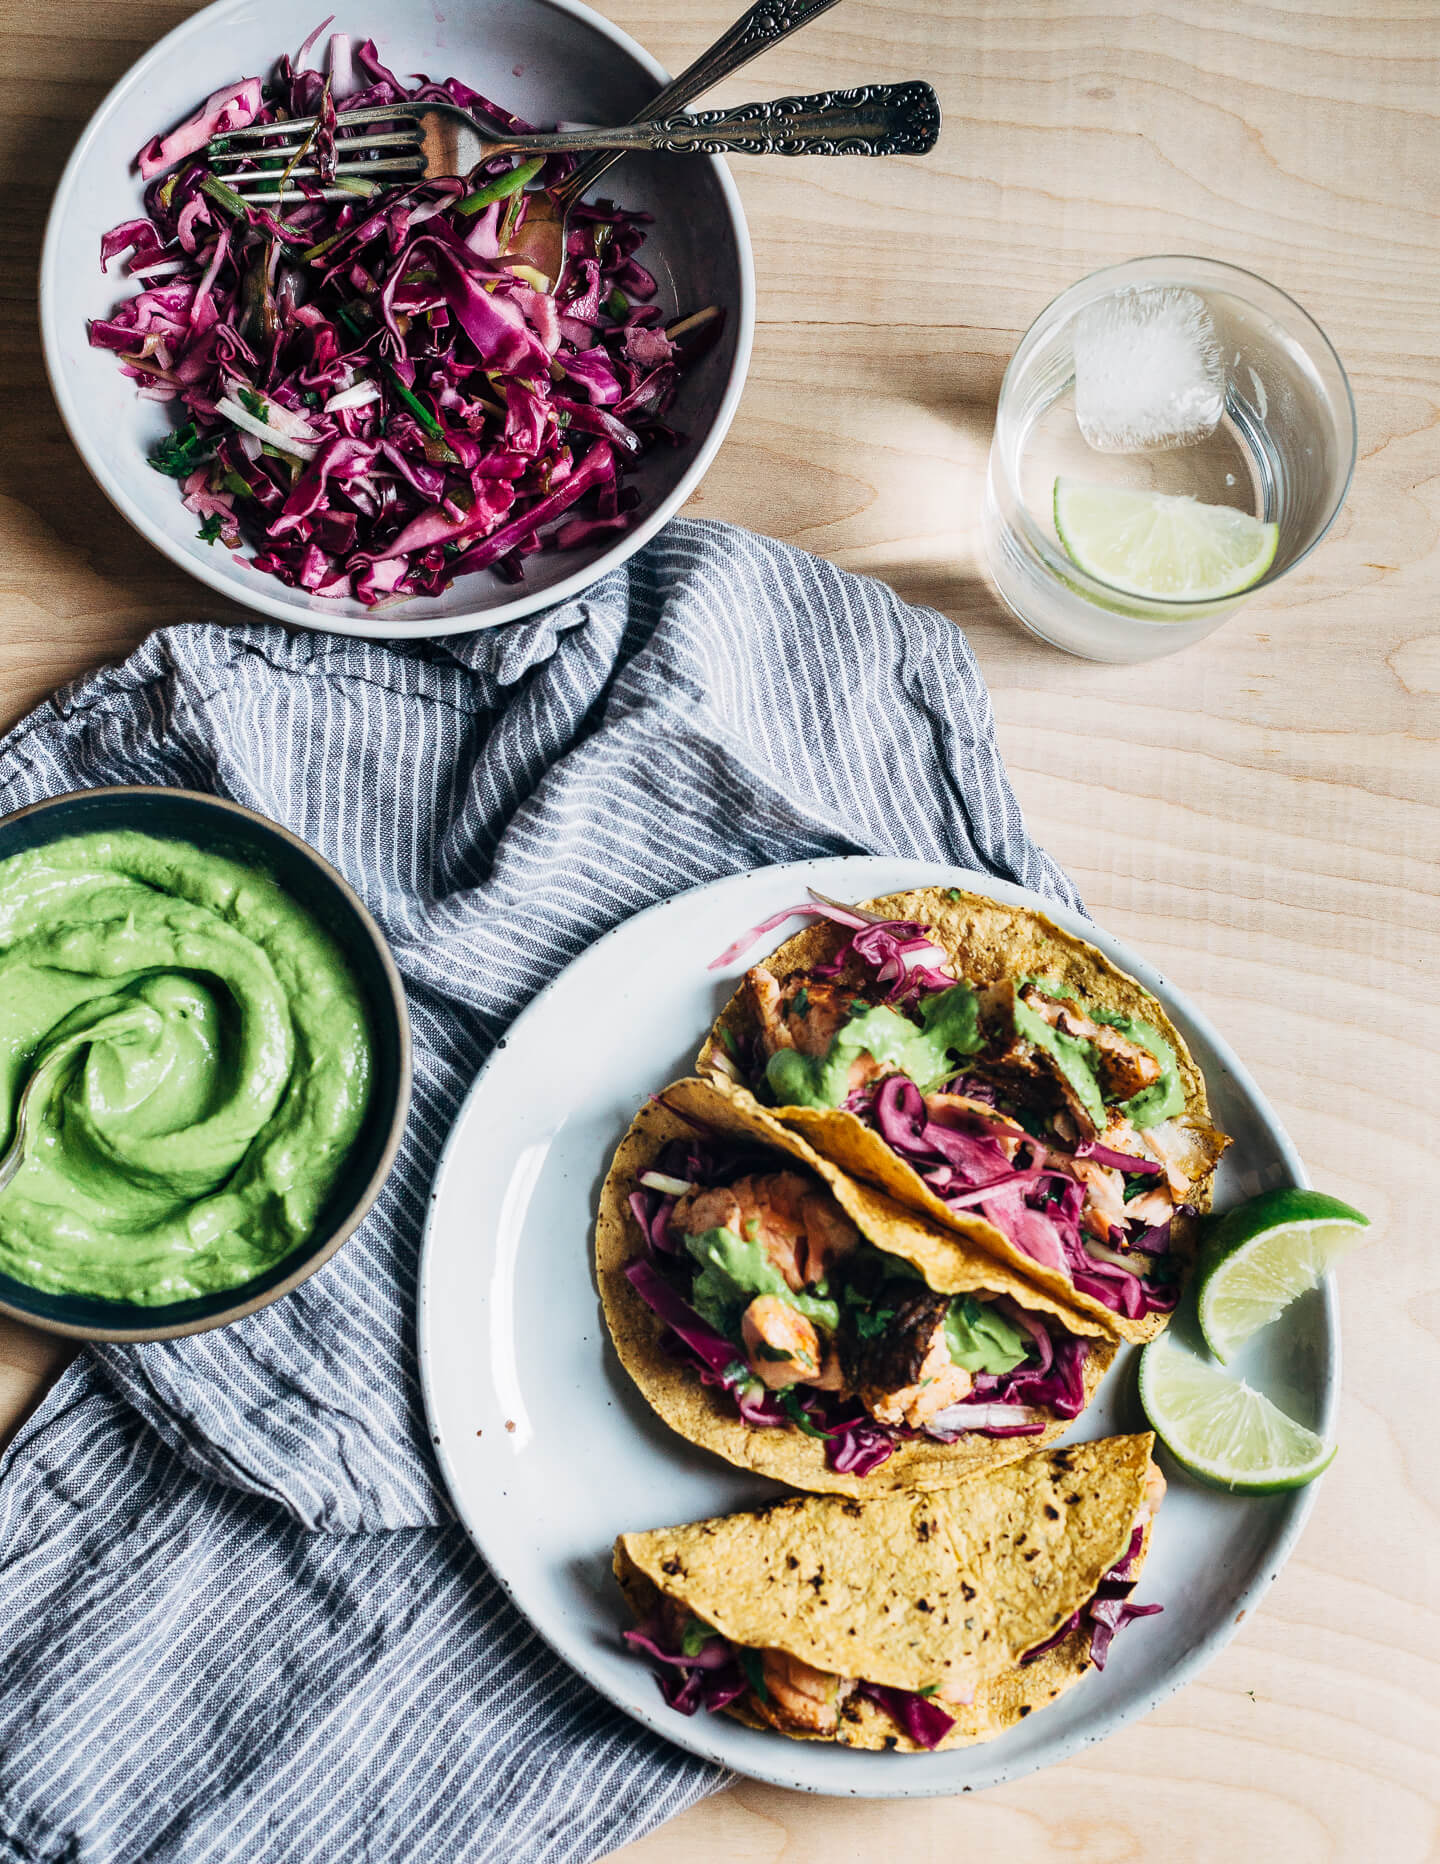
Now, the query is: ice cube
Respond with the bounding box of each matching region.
[1073,286,1225,453]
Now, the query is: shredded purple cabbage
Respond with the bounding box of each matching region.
[622,1619,748,1716]
[91,33,723,605]
[855,1076,1177,1320]
[1020,1525,1162,1669]
[853,1682,958,1749]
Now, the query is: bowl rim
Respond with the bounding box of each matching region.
[37,0,756,642]
[0,785,413,1343]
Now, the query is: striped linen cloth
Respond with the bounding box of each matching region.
[0,519,1079,1863]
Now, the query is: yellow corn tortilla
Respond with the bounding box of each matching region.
[615,1433,1157,1744]
[696,885,1229,1344]
[596,1077,1116,1497]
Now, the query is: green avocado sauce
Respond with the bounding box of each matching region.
[682,1225,840,1340]
[1091,1010,1183,1126]
[0,830,373,1305]
[1012,997,1182,1130]
[943,1295,1030,1375]
[763,984,983,1111]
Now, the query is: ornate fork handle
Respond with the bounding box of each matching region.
[500,83,939,160]
[647,82,938,156]
[556,0,845,205]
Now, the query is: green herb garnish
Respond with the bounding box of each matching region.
[387,368,444,440]
[195,513,226,544]
[737,1646,769,1702]
[681,1617,719,1658]
[457,155,546,215]
[778,1389,829,1439]
[148,422,215,479]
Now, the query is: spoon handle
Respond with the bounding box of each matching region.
[556,0,846,206]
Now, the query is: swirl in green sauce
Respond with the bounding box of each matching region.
[0,830,373,1304]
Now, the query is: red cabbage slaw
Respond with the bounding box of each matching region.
[713,894,1184,1321]
[91,31,722,605]
[624,1528,1161,1744]
[625,1135,1092,1476]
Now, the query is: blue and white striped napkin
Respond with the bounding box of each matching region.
[0,518,1078,1863]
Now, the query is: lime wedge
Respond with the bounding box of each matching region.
[1053,478,1279,601]
[1138,1335,1334,1493]
[1196,1188,1369,1363]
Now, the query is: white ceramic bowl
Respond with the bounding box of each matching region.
[39,0,754,639]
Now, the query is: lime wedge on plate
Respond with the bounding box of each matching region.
[1053,478,1279,600]
[1196,1188,1369,1363]
[1138,1335,1335,1493]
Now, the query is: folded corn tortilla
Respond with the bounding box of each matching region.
[697,886,1228,1344]
[596,1077,1115,1496]
[616,1433,1160,1750]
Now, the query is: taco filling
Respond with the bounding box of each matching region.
[618,1437,1165,1750]
[625,1129,1096,1478]
[712,896,1226,1324]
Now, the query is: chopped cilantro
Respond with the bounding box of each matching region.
[148,422,215,479]
[853,1304,896,1340]
[1123,1173,1155,1202]
[237,388,269,423]
[195,513,226,545]
[792,986,810,1018]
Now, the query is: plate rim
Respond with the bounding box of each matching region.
[418,855,1338,1797]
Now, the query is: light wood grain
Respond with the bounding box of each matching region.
[2,1,1438,1857]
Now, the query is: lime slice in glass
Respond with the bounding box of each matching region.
[1196,1188,1368,1363]
[1138,1335,1334,1493]
[1053,478,1280,601]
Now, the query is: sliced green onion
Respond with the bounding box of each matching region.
[386,369,444,439]
[457,157,545,215]
[199,174,252,219]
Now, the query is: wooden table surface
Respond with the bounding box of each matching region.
[3,2,1438,1858]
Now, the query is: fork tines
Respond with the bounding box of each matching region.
[206,107,427,201]
[212,101,421,146]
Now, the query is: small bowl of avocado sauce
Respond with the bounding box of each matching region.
[0,787,410,1340]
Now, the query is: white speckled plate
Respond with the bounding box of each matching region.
[418,857,1337,1795]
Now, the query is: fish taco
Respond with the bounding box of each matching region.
[616,1434,1164,1751]
[698,887,1229,1343]
[596,1077,1115,1495]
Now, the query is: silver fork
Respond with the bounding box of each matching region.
[206,81,940,205]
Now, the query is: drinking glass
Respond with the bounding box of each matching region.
[983,256,1357,663]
